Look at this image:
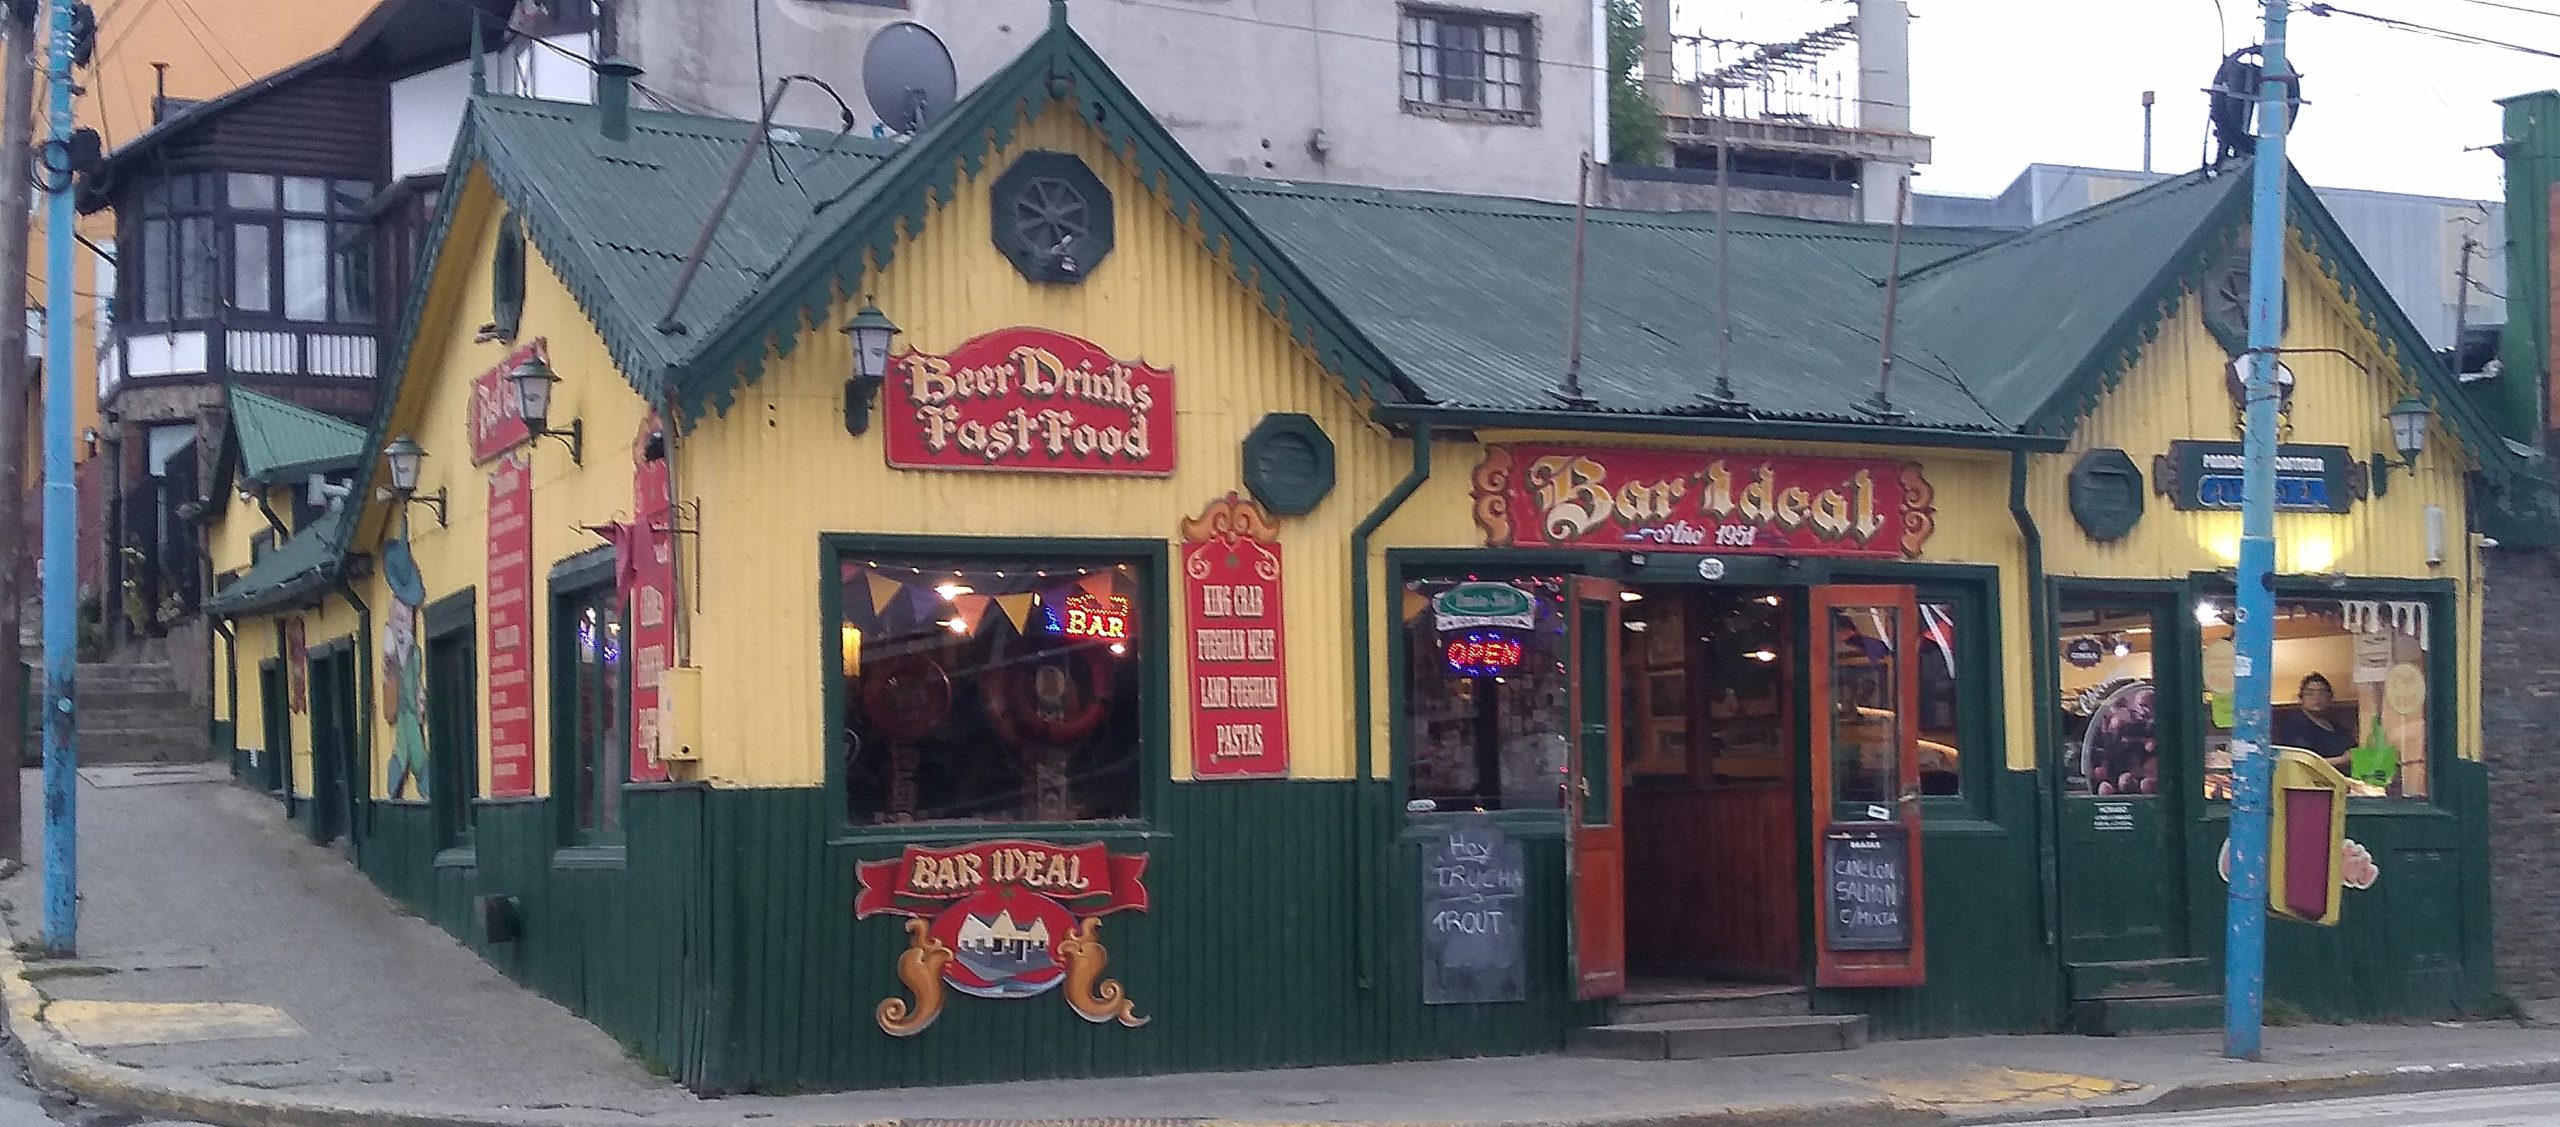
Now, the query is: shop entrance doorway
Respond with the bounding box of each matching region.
[1568,580,1932,998]
[1614,584,1803,985]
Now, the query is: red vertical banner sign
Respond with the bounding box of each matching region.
[626,416,675,783]
[469,341,542,463]
[285,617,309,713]
[485,450,536,797]
[1180,494,1289,778]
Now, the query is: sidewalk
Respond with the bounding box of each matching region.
[5,767,2560,1127]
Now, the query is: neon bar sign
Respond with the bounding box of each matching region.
[1062,592,1132,642]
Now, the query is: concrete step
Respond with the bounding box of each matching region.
[1611,983,1810,1023]
[2069,958,2219,1000]
[74,689,197,716]
[2072,994,2222,1036]
[75,663,183,694]
[1569,1014,1867,1060]
[73,725,212,765]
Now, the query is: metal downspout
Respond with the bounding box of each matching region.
[332,572,372,854]
[1349,422,1432,995]
[2009,450,2063,982]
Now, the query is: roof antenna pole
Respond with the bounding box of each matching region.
[1700,111,1742,410]
[468,7,486,96]
[1555,151,1596,409]
[2451,228,2476,376]
[656,79,798,335]
[1859,170,1911,421]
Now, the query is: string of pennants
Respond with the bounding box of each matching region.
[855,567,1122,639]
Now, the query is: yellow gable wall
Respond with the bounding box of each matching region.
[2027,239,2482,757]
[343,168,661,803]
[684,107,1414,787]
[687,103,2042,785]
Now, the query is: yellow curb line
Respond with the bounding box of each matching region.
[0,939,658,1127]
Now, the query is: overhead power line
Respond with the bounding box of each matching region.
[2298,3,2560,60]
[2442,0,2560,20]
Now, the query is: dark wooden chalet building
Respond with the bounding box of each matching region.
[69,0,595,661]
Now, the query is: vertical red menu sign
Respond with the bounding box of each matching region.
[485,450,536,797]
[1180,494,1288,778]
[627,417,674,783]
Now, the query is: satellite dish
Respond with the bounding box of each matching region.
[863,22,957,135]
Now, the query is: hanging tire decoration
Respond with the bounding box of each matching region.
[984,639,1118,820]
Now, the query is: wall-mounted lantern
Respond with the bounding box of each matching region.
[841,302,901,436]
[382,436,448,527]
[2370,395,2433,497]
[510,354,583,465]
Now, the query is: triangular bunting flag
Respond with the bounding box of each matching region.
[1078,571,1116,599]
[1403,589,1430,623]
[909,584,947,620]
[953,594,993,636]
[995,593,1038,633]
[866,571,904,617]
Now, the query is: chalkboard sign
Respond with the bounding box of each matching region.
[1822,824,1913,952]
[1419,815,1527,1004]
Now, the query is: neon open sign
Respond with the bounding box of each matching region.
[1062,592,1132,642]
[1444,630,1526,678]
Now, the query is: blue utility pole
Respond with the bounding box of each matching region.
[2223,0,2293,1062]
[38,0,79,957]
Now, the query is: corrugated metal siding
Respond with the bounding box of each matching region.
[682,109,1413,786]
[2035,249,2474,582]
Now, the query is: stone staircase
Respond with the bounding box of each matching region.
[2069,958,2223,1035]
[1570,982,1867,1060]
[67,660,210,765]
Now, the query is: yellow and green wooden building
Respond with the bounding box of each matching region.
[200,6,2513,1091]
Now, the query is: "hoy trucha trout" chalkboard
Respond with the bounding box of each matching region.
[1822,824,1912,952]
[1419,815,1527,1004]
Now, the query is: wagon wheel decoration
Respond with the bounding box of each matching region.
[1011,177,1091,258]
[863,653,953,821]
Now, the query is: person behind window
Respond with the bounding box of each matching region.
[2274,672,2355,769]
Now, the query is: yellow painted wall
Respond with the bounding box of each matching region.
[2028,239,2482,758]
[671,106,2043,786]
[334,166,656,803]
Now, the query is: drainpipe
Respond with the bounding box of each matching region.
[332,571,373,854]
[1348,422,1432,994]
[210,616,236,771]
[2008,450,2062,969]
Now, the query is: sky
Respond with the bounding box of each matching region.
[1680,0,2560,204]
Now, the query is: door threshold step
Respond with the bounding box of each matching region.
[2068,957,2219,1001]
[1615,983,1810,1022]
[1622,982,1805,1005]
[1570,1013,1867,1060]
[2073,994,2223,1036]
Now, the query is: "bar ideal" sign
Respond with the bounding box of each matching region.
[1471,444,1937,559]
[887,327,1175,475]
[1181,495,1288,778]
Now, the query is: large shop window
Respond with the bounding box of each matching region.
[2198,596,2433,800]
[556,582,627,842]
[1403,576,1569,813]
[2056,603,2164,799]
[836,557,1145,826]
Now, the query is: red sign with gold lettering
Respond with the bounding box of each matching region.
[885,328,1174,475]
[1471,445,1937,558]
[1181,494,1289,779]
[856,840,1152,1037]
[468,341,542,464]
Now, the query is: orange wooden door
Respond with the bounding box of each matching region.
[1807,585,1928,989]
[1567,576,1627,999]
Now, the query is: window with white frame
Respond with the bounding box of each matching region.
[1398,6,1536,123]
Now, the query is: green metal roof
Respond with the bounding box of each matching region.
[226,386,368,483]
[205,505,351,616]
[1895,166,2249,432]
[1227,178,2009,430]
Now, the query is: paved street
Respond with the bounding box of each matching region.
[2086,1083,2560,1125]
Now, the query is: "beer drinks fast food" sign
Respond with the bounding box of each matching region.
[886,328,1175,475]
